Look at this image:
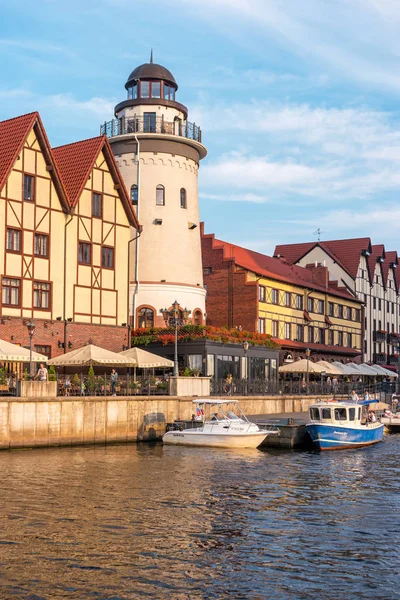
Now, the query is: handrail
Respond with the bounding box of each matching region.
[100,116,202,143]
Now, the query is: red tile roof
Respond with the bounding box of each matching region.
[0,111,69,211]
[0,112,140,230]
[381,250,398,289]
[0,112,38,193]
[53,136,105,208]
[208,233,360,301]
[367,244,385,286]
[53,136,140,229]
[274,238,372,280]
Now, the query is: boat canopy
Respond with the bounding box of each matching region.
[192,399,239,405]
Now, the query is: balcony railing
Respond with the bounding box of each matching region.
[373,330,387,343]
[100,116,202,143]
[388,354,400,366]
[388,333,400,345]
[373,353,387,365]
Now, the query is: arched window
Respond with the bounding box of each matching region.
[180,188,187,209]
[138,307,154,329]
[156,184,165,206]
[193,310,202,326]
[131,184,138,206]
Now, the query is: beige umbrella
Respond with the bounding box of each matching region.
[47,344,135,367]
[121,347,174,369]
[0,338,48,362]
[316,360,344,375]
[279,358,326,374]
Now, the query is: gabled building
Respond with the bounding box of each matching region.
[0,112,140,357]
[274,238,400,368]
[201,225,363,364]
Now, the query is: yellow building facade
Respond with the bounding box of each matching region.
[0,112,140,357]
[253,273,363,356]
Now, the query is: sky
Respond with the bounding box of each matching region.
[1,0,400,255]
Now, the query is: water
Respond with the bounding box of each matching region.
[0,438,400,600]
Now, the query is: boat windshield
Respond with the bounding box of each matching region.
[195,402,249,423]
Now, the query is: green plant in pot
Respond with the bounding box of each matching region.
[48,365,57,382]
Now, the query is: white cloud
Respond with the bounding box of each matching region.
[173,0,400,92]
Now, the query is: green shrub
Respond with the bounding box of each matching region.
[48,365,57,382]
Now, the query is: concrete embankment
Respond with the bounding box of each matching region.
[0,395,319,450]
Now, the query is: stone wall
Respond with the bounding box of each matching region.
[0,395,318,450]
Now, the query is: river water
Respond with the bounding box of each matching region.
[0,437,399,600]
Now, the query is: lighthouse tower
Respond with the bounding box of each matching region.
[101,53,207,328]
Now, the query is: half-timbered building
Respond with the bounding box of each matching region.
[0,112,140,357]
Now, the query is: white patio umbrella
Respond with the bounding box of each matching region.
[120,347,173,369]
[279,358,326,374]
[353,363,379,376]
[47,344,135,367]
[316,360,344,375]
[0,338,48,363]
[371,364,399,378]
[332,361,362,376]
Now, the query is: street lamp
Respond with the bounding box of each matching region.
[305,347,311,395]
[160,301,191,377]
[27,319,36,380]
[243,340,249,395]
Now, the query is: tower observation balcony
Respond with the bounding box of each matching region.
[100,116,202,143]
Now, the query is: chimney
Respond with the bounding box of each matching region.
[306,263,329,288]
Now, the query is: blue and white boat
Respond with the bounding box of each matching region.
[306,400,384,451]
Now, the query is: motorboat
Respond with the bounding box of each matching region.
[162,399,278,449]
[305,399,384,451]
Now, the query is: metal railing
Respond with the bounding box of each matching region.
[210,378,399,399]
[56,374,169,397]
[100,116,202,143]
[0,373,18,396]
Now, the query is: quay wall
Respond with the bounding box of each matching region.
[0,395,319,450]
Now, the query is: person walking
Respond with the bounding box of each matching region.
[111,369,118,396]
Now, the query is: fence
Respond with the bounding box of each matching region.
[210,378,399,400]
[56,374,170,397]
[0,372,18,396]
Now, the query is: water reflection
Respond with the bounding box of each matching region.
[0,439,399,599]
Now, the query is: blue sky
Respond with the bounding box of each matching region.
[2,0,400,254]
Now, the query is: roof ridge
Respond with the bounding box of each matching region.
[52,135,105,151]
[0,111,38,126]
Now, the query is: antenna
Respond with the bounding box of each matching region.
[150,48,153,64]
[313,228,324,242]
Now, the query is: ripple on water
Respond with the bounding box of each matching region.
[0,439,399,598]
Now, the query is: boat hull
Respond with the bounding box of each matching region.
[306,423,384,450]
[162,430,268,449]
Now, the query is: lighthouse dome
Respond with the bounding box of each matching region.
[125,62,178,90]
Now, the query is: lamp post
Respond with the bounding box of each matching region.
[27,320,36,380]
[305,347,311,395]
[160,301,191,377]
[243,340,249,395]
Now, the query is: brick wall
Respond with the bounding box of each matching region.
[201,228,258,331]
[0,317,129,358]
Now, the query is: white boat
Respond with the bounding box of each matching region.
[162,399,278,449]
